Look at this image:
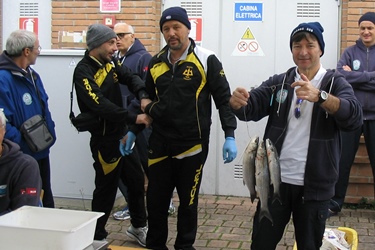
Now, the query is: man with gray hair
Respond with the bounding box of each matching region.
[0,29,56,208]
[73,23,151,245]
[0,108,42,215]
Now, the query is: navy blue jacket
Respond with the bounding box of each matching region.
[337,39,375,120]
[116,38,152,114]
[233,67,363,201]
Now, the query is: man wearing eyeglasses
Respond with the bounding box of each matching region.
[112,22,154,221]
[0,29,56,209]
[230,22,363,249]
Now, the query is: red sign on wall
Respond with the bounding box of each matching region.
[189,18,202,42]
[19,18,39,35]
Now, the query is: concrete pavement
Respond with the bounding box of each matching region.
[56,194,375,249]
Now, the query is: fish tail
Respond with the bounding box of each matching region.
[259,209,273,225]
[250,194,256,203]
[272,192,282,205]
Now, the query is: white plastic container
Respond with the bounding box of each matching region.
[0,206,104,250]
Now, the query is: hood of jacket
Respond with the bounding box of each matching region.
[0,51,27,76]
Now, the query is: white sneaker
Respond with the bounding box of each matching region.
[112,206,130,220]
[126,225,148,247]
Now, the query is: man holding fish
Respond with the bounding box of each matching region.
[230,22,363,249]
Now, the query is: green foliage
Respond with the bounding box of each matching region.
[343,197,375,210]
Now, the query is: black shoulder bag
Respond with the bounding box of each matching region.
[69,80,100,132]
[20,70,54,152]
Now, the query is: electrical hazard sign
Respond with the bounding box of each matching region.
[232,27,264,57]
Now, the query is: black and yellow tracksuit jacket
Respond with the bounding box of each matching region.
[73,50,148,137]
[144,39,236,143]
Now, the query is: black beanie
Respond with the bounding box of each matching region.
[160,6,191,31]
[358,12,375,25]
[86,24,117,51]
[290,22,325,56]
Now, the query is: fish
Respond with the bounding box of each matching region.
[243,136,259,203]
[255,139,273,224]
[265,138,282,205]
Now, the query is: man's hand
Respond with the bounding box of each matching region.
[223,137,237,163]
[229,87,250,110]
[135,113,152,127]
[119,131,136,156]
[141,98,152,112]
[291,73,320,102]
[342,65,352,72]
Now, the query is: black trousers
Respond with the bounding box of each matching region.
[251,183,329,250]
[331,121,375,211]
[37,156,54,208]
[146,133,209,250]
[90,135,147,240]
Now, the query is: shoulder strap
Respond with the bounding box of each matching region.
[29,69,46,117]
[69,79,75,119]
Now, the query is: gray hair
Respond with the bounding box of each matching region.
[0,108,7,127]
[6,30,37,57]
[113,22,135,33]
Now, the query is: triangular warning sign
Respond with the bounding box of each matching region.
[242,28,255,40]
[232,27,265,57]
[69,58,76,68]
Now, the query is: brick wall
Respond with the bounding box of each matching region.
[51,0,161,55]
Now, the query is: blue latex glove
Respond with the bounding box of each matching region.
[119,131,136,156]
[223,137,237,163]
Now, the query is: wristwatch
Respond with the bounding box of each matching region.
[318,90,328,104]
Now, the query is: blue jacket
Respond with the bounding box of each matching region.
[116,38,152,114]
[337,39,375,120]
[0,51,56,160]
[116,38,152,81]
[233,67,362,201]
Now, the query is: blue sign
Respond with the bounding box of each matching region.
[234,2,263,21]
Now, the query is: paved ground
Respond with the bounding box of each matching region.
[57,194,375,250]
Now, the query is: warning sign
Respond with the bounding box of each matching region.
[242,28,255,39]
[232,27,264,57]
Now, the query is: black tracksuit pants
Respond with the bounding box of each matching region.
[90,135,147,240]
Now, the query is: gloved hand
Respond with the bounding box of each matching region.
[223,137,237,163]
[119,131,136,156]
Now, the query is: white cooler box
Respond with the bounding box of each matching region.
[0,206,104,250]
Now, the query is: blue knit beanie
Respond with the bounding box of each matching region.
[290,22,325,56]
[358,12,375,25]
[160,6,191,31]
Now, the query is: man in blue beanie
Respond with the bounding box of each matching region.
[330,11,375,217]
[139,6,238,250]
[230,22,362,249]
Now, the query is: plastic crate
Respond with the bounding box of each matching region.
[0,206,104,250]
[293,227,358,250]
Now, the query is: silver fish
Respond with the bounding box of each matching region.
[265,138,282,205]
[255,139,273,224]
[243,136,259,203]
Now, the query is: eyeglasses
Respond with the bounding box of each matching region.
[294,98,303,119]
[116,33,132,39]
[26,46,42,52]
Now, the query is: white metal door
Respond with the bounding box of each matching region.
[157,0,339,197]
